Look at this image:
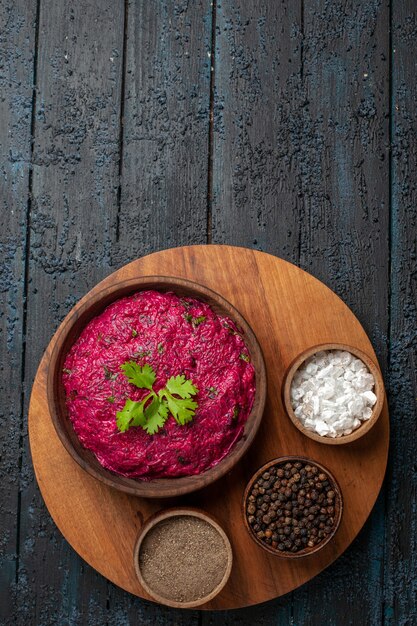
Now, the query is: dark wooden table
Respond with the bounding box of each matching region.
[1,1,416,624]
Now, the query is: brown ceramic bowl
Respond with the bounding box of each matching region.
[47,276,266,498]
[243,456,343,558]
[283,343,385,445]
[133,507,233,608]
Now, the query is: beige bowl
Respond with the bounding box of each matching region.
[283,343,385,445]
[133,508,233,608]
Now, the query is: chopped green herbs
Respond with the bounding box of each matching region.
[131,329,138,337]
[239,353,250,362]
[116,362,199,435]
[157,342,164,354]
[131,349,151,359]
[208,386,218,399]
[106,396,116,404]
[103,365,118,380]
[184,313,207,328]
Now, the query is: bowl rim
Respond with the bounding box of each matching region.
[133,507,233,608]
[282,342,385,445]
[242,456,343,558]
[47,274,267,498]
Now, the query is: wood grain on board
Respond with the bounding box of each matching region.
[29,245,389,610]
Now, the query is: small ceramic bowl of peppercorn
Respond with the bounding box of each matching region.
[243,456,343,557]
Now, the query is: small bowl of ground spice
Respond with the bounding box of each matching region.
[243,457,343,557]
[283,343,384,444]
[133,508,233,608]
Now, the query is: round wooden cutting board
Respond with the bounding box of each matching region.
[29,245,389,609]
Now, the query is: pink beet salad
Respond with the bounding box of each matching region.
[62,290,256,479]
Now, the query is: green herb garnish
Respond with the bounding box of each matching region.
[116,362,198,435]
[184,313,206,328]
[208,386,218,399]
[121,361,156,390]
[131,349,151,359]
[157,342,164,354]
[239,353,250,362]
[106,395,116,404]
[103,365,118,380]
[131,329,138,337]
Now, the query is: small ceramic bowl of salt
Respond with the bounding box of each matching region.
[283,344,384,444]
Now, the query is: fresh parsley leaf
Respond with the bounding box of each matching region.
[120,361,156,390]
[143,397,169,435]
[166,374,198,399]
[163,394,198,426]
[116,398,146,432]
[239,353,250,362]
[117,361,199,434]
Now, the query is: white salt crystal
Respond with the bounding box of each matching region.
[290,348,377,438]
[362,390,377,406]
[318,383,335,399]
[339,351,353,365]
[321,409,334,421]
[306,362,318,375]
[291,387,305,401]
[315,419,330,436]
[351,359,366,373]
[316,364,334,379]
[348,397,365,415]
[294,405,304,419]
[362,407,373,420]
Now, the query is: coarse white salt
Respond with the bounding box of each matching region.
[290,350,377,438]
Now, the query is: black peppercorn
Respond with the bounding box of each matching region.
[246,460,338,554]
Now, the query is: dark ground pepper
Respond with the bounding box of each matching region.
[245,460,339,554]
[139,515,229,602]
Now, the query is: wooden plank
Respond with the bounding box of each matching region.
[0,0,36,621]
[211,0,390,623]
[107,0,213,619]
[112,0,212,265]
[384,2,417,623]
[16,1,125,623]
[292,1,390,624]
[211,0,303,261]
